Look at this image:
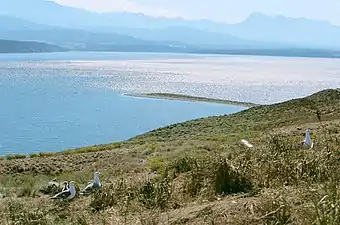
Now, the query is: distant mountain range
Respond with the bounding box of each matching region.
[1,0,340,54]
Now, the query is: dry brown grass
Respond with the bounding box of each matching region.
[0,89,340,224]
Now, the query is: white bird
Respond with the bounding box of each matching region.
[241,139,254,148]
[51,181,76,200]
[302,128,314,149]
[80,172,102,195]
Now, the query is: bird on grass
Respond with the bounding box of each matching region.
[79,172,102,195]
[241,139,254,148]
[301,128,314,149]
[51,181,76,200]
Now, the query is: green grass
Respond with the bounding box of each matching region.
[5,154,27,160]
[62,142,122,155]
[3,143,123,161]
[30,152,58,158]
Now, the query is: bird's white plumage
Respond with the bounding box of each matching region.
[303,128,314,149]
[51,181,76,200]
[241,139,254,148]
[80,172,102,195]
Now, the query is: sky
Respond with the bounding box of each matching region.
[53,0,340,24]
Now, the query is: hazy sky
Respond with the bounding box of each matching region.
[54,0,340,24]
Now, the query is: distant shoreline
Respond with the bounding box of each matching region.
[80,49,340,59]
[2,49,340,60]
[125,93,258,108]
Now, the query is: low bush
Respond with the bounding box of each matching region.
[6,154,26,160]
[137,178,172,210]
[169,155,196,176]
[166,154,253,199]
[30,152,58,158]
[89,178,134,212]
[148,157,165,173]
[184,154,253,198]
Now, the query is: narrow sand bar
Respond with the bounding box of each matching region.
[126,93,258,108]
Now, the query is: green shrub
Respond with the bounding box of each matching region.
[142,148,154,156]
[213,157,252,196]
[169,155,196,175]
[149,157,165,173]
[185,165,205,197]
[29,153,39,158]
[149,143,159,151]
[137,178,172,210]
[89,176,172,213]
[6,154,27,160]
[181,154,253,198]
[89,178,134,212]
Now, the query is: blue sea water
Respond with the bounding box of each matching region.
[0,52,244,155]
[2,51,339,155]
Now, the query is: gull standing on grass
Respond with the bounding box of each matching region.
[80,172,102,195]
[302,128,314,149]
[51,181,76,200]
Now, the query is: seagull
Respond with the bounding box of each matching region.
[241,139,254,148]
[301,128,314,149]
[51,181,76,200]
[79,172,102,195]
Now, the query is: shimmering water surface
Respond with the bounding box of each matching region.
[1,52,340,155]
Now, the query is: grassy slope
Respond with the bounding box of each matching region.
[134,89,340,141]
[0,89,340,225]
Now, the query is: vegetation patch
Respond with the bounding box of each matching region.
[63,142,122,155]
[5,154,27,160]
